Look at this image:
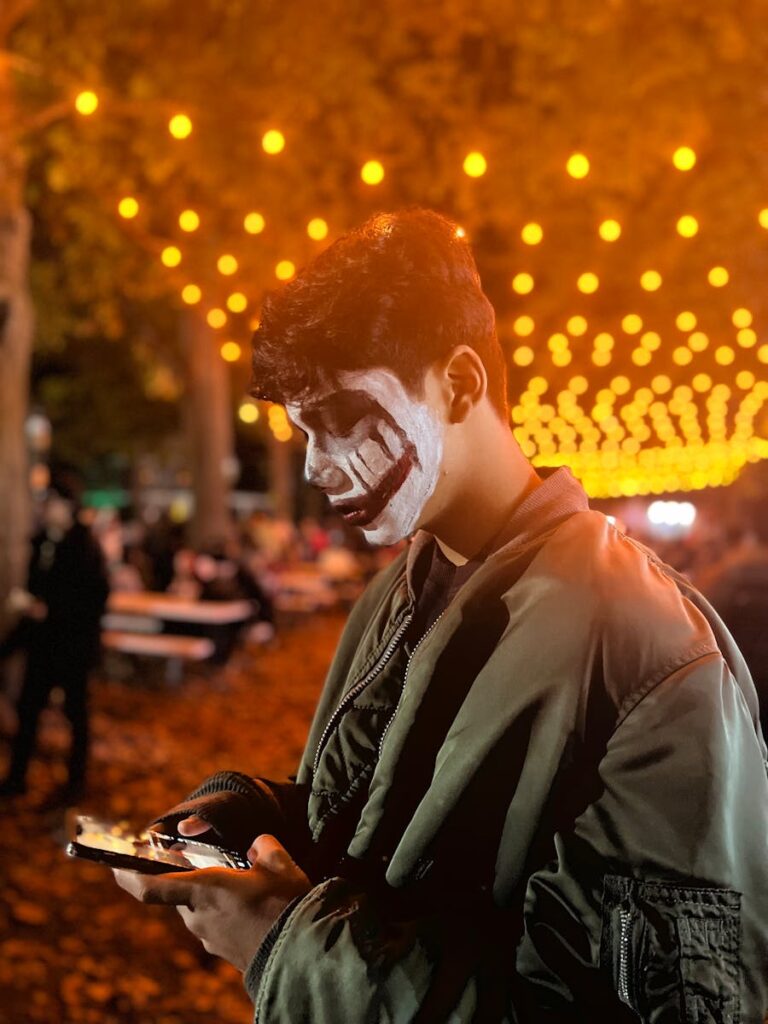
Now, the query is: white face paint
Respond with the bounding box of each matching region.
[286,368,443,545]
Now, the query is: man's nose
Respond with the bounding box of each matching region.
[304,443,351,494]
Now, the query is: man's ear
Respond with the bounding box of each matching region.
[443,346,487,424]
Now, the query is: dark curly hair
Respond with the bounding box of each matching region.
[250,208,508,417]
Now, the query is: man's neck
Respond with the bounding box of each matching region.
[427,433,541,566]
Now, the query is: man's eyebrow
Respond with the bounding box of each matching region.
[299,390,361,416]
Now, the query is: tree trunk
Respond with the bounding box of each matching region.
[268,429,296,521]
[0,207,34,629]
[181,309,235,547]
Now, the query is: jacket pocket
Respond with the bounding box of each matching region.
[600,874,741,1023]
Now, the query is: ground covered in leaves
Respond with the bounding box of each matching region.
[0,613,344,1024]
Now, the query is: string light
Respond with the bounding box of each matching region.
[737,328,757,348]
[566,315,587,336]
[514,316,535,336]
[577,273,599,294]
[513,346,534,367]
[758,209,768,230]
[715,345,735,365]
[598,219,621,241]
[217,254,238,276]
[688,332,709,352]
[708,266,729,287]
[161,246,182,267]
[361,160,385,185]
[676,215,699,238]
[220,341,241,362]
[179,209,200,232]
[512,273,534,295]
[463,152,487,177]
[181,284,201,305]
[244,212,265,234]
[207,308,227,329]
[521,222,543,245]
[307,218,329,240]
[75,91,99,115]
[676,311,697,331]
[622,314,643,334]
[262,130,285,154]
[566,153,590,179]
[732,308,753,328]
[672,146,696,171]
[275,260,295,281]
[227,292,248,313]
[169,114,192,139]
[118,197,139,219]
[640,270,662,291]
[239,402,259,423]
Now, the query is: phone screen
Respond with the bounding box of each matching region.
[67,815,250,872]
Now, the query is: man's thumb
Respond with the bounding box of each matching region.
[247,833,295,873]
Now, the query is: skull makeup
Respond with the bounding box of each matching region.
[286,369,444,545]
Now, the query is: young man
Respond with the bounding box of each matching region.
[115,210,768,1022]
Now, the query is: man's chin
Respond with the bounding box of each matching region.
[359,516,408,547]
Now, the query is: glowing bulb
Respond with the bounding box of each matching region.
[275,260,295,281]
[567,315,588,336]
[566,153,590,179]
[307,218,329,241]
[692,373,712,392]
[463,151,487,177]
[594,332,614,352]
[181,284,201,305]
[244,212,265,234]
[736,370,755,390]
[217,254,238,276]
[514,316,535,337]
[262,130,285,154]
[676,311,697,331]
[610,376,630,395]
[220,341,241,362]
[651,375,671,394]
[75,91,99,115]
[715,345,735,365]
[688,332,709,352]
[207,308,227,329]
[622,314,643,335]
[640,270,662,291]
[568,376,588,395]
[512,273,534,295]
[759,345,768,364]
[169,114,192,139]
[161,246,182,268]
[239,402,259,423]
[672,146,696,171]
[513,346,534,367]
[732,308,753,328]
[179,209,200,232]
[598,219,621,241]
[227,292,248,313]
[521,222,543,245]
[118,197,139,219]
[708,266,729,287]
[676,215,699,238]
[673,347,693,366]
[577,273,599,294]
[632,348,651,366]
[737,328,757,348]
[759,209,768,229]
[361,160,385,185]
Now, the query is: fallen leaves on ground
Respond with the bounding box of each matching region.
[0,613,344,1024]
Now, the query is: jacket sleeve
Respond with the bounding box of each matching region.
[245,652,768,1024]
[516,650,768,1023]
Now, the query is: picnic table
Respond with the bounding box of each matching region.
[102,592,254,682]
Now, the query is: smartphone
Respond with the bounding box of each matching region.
[66,814,251,874]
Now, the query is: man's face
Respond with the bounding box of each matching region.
[286,369,443,546]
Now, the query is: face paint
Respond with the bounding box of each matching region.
[286,369,443,545]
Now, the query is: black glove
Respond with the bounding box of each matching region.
[149,771,287,855]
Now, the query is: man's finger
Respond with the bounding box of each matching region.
[112,868,195,906]
[176,815,210,837]
[248,834,295,873]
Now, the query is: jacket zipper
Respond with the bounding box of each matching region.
[378,611,446,758]
[618,906,633,1007]
[312,613,413,777]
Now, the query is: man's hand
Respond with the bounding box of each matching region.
[112,834,311,972]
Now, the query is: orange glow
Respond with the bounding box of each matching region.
[514,316,535,336]
[75,91,99,115]
[513,346,534,367]
[361,160,385,185]
[672,146,696,171]
[566,153,590,179]
[521,222,543,245]
[262,130,285,154]
[244,212,265,234]
[227,292,248,313]
[676,215,699,238]
[463,151,487,177]
[118,197,139,219]
[708,266,729,287]
[512,273,534,295]
[179,209,200,232]
[598,219,621,241]
[275,260,296,281]
[577,273,599,294]
[307,218,329,240]
[207,308,227,329]
[161,245,182,268]
[217,254,238,276]
[169,114,193,139]
[220,341,241,362]
[640,270,662,291]
[181,284,201,305]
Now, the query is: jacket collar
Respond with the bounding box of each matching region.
[404,466,590,601]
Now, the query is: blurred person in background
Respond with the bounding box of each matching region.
[0,482,109,806]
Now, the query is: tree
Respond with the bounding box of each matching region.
[3,0,768,614]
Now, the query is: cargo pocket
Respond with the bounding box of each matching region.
[600,874,741,1023]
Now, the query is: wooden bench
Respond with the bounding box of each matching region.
[102,630,215,684]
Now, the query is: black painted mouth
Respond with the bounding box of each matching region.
[331,450,415,528]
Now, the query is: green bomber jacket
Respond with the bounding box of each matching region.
[177,468,768,1022]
